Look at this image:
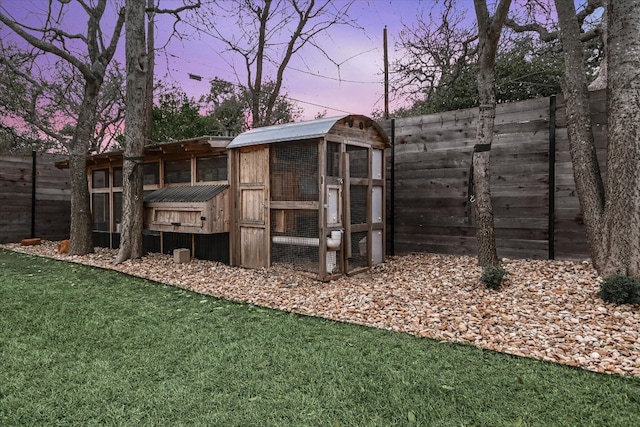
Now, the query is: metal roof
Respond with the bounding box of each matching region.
[144,185,228,203]
[228,115,389,149]
[228,116,345,149]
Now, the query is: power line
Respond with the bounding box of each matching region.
[288,66,381,84]
[176,69,359,115]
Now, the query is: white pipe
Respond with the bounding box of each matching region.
[272,236,320,247]
[271,230,342,249]
[326,230,342,250]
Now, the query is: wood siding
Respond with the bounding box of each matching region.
[381,89,607,261]
[233,147,270,268]
[0,153,71,243]
[144,189,229,234]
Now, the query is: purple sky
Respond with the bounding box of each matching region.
[0,0,475,121]
[153,0,449,119]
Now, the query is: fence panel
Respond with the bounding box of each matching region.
[382,89,606,261]
[0,153,70,243]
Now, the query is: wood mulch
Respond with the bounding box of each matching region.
[3,240,639,377]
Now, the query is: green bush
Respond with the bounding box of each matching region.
[480,264,508,290]
[598,275,640,305]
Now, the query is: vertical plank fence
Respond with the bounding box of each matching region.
[0,153,71,243]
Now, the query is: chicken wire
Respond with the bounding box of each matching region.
[348,230,369,270]
[350,185,368,225]
[271,209,319,273]
[347,144,368,178]
[270,142,318,201]
[269,141,321,273]
[326,142,341,176]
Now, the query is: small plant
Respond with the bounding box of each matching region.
[598,275,640,305]
[480,264,508,290]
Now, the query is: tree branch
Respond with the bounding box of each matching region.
[0,13,93,79]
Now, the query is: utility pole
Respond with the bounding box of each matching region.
[145,0,155,145]
[383,26,389,120]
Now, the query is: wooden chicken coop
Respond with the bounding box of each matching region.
[59,136,233,262]
[228,115,390,281]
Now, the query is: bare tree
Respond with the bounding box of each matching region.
[471,0,512,266]
[0,1,125,255]
[508,0,640,278]
[115,0,148,264]
[0,45,125,153]
[393,0,478,109]
[203,0,355,128]
[507,1,640,279]
[600,0,640,278]
[554,0,606,270]
[115,0,200,264]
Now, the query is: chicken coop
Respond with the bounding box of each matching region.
[228,115,390,281]
[59,136,233,262]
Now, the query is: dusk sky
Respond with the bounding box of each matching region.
[154,0,449,119]
[0,0,484,121]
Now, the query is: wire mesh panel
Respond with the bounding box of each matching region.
[350,185,368,225]
[92,193,109,231]
[326,142,341,177]
[346,144,373,273]
[349,230,369,270]
[164,158,191,184]
[271,142,318,201]
[346,145,368,178]
[271,209,319,273]
[196,155,228,182]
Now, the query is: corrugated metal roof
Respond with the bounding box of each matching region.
[144,185,228,203]
[228,115,350,149]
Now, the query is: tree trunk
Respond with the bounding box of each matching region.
[555,0,606,270]
[144,0,155,145]
[472,0,511,266]
[250,0,271,128]
[600,0,640,279]
[115,0,147,264]
[69,79,101,255]
[473,97,499,266]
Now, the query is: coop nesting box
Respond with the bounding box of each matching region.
[228,115,390,281]
[143,185,229,234]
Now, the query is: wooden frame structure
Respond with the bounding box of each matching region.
[58,136,232,261]
[228,115,390,281]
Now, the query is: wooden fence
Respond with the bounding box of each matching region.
[0,90,607,260]
[0,153,71,243]
[381,89,607,260]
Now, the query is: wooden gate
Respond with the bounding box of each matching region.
[235,147,269,268]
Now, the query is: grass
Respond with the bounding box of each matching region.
[1,249,639,426]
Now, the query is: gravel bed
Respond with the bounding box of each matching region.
[3,240,639,377]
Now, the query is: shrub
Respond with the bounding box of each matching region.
[598,275,640,305]
[480,264,508,290]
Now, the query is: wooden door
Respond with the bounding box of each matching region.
[237,148,269,268]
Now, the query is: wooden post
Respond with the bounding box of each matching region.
[31,150,36,238]
[389,118,395,256]
[318,140,327,280]
[548,95,556,260]
[383,26,389,120]
[342,152,351,260]
[366,148,373,266]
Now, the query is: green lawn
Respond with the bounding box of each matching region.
[1,249,639,426]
